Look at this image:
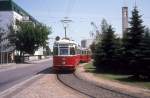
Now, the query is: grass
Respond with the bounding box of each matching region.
[84,63,150,89]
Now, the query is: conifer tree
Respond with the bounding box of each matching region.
[142,27,150,58]
[94,25,118,70]
[139,27,150,76]
[123,7,145,75]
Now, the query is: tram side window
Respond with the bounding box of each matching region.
[77,49,80,54]
[86,51,88,55]
[82,50,84,55]
[53,47,58,55]
[82,50,86,55]
[70,47,75,55]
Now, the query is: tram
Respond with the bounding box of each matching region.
[80,48,91,63]
[53,38,80,71]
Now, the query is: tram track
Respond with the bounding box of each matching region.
[56,72,140,98]
[57,73,94,98]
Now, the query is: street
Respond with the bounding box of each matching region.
[0,59,150,98]
[0,59,52,93]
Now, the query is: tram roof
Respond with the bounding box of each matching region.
[55,38,78,45]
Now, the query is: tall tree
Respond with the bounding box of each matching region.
[101,19,109,34]
[91,19,109,60]
[123,7,145,75]
[9,22,51,56]
[45,45,51,56]
[138,27,150,76]
[94,25,118,70]
[142,27,150,58]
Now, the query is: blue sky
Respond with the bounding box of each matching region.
[14,0,150,47]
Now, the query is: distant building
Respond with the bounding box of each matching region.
[0,0,45,63]
[81,39,93,49]
[122,6,128,36]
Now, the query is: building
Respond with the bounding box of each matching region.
[0,0,45,63]
[122,6,128,36]
[81,39,93,49]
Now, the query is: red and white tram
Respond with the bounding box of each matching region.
[53,38,80,71]
[80,48,91,63]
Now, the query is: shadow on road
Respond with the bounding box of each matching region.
[37,67,74,75]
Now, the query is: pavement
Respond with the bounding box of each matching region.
[0,70,86,98]
[1,61,150,98]
[0,57,86,98]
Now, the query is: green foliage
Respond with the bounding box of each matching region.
[138,27,150,76]
[45,46,51,56]
[141,27,150,58]
[101,19,109,33]
[90,42,96,54]
[9,22,51,56]
[122,7,146,76]
[93,7,150,78]
[93,24,121,70]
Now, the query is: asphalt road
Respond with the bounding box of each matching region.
[0,59,52,93]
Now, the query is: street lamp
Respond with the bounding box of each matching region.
[61,17,72,38]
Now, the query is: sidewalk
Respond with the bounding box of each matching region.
[0,57,52,72]
[75,63,150,98]
[0,73,87,98]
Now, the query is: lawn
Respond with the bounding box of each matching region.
[84,63,150,89]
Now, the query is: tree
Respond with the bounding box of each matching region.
[123,7,145,75]
[45,45,51,56]
[90,42,96,53]
[142,27,150,58]
[94,25,119,71]
[90,42,96,58]
[138,27,150,77]
[101,19,109,34]
[9,22,51,57]
[93,19,109,68]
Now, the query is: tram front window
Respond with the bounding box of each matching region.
[70,47,75,55]
[60,48,68,55]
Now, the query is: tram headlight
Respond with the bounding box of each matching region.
[62,61,66,64]
[62,58,66,60]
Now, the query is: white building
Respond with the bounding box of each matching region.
[81,39,93,49]
[0,0,45,63]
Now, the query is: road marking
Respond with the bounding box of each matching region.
[0,74,42,98]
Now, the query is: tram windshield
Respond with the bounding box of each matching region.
[70,47,75,55]
[60,48,68,55]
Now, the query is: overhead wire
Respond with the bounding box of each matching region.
[65,0,76,18]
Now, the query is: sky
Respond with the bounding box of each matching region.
[14,0,150,47]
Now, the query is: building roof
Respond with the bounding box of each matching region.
[0,0,40,24]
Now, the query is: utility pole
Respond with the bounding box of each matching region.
[64,26,67,38]
[61,17,72,38]
[134,0,137,7]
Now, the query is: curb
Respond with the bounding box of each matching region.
[75,63,150,98]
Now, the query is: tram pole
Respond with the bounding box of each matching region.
[61,17,72,39]
[64,26,67,38]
